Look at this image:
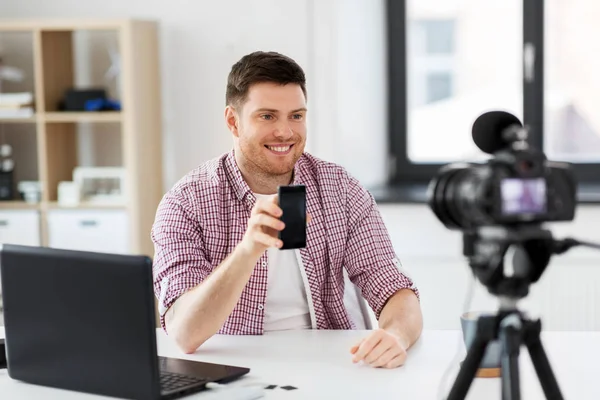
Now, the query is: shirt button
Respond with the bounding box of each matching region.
[258,304,264,310]
[261,261,267,267]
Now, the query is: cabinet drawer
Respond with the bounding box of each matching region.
[47,209,130,254]
[0,210,41,246]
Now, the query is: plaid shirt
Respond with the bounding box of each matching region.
[151,151,419,335]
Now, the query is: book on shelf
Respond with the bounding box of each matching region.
[0,107,34,119]
[0,92,33,107]
[0,92,34,119]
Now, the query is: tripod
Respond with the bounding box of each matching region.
[445,226,600,400]
[447,303,562,400]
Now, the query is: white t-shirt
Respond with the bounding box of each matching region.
[253,193,313,331]
[263,247,312,331]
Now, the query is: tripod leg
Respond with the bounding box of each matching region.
[447,316,495,400]
[523,320,564,400]
[499,316,522,400]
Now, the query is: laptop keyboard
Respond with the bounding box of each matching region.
[159,371,208,392]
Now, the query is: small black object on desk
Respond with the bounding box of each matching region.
[0,338,6,369]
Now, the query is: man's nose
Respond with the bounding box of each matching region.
[273,121,294,139]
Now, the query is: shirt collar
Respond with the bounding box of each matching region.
[224,150,253,203]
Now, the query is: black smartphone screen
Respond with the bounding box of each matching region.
[277,185,306,249]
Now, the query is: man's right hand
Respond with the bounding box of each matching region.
[239,195,285,257]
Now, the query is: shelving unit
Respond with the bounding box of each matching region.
[0,19,164,257]
[44,112,123,123]
[0,200,39,209]
[0,116,38,124]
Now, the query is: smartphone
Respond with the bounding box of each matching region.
[277,185,307,249]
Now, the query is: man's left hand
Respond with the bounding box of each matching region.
[350,328,408,369]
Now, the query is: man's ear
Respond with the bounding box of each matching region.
[225,105,240,137]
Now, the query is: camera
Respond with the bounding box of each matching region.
[428,111,600,400]
[427,110,578,231]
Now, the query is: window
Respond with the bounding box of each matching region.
[420,20,454,54]
[544,0,600,163]
[387,0,600,192]
[426,73,452,104]
[408,19,456,108]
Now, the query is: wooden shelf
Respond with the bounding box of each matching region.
[0,19,163,257]
[45,201,127,210]
[0,116,38,124]
[0,201,40,210]
[43,112,122,123]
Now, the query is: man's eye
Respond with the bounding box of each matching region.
[261,114,274,120]
[292,114,303,120]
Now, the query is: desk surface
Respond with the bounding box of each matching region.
[1,327,599,399]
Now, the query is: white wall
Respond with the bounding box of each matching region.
[0,0,388,190]
[0,0,309,189]
[2,0,599,331]
[379,204,600,331]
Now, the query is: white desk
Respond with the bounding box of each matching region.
[1,327,599,399]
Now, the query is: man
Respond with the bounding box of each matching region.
[151,51,423,369]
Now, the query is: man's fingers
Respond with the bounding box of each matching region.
[252,197,283,218]
[262,226,279,238]
[352,331,384,363]
[350,339,364,354]
[383,352,407,369]
[307,213,312,224]
[370,347,399,368]
[364,340,393,365]
[253,231,282,248]
[351,330,410,368]
[253,214,285,232]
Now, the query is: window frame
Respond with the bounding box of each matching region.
[386,0,600,188]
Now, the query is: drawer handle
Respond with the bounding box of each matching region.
[0,220,8,227]
[79,220,98,227]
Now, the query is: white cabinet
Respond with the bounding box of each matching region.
[47,209,130,254]
[0,210,41,246]
[0,209,42,323]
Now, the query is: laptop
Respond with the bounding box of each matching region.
[0,243,250,399]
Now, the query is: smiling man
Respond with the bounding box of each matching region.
[151,51,423,369]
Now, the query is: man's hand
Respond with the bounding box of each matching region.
[350,328,409,369]
[239,195,285,257]
[238,195,312,258]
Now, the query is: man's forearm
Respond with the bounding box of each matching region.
[166,246,260,353]
[378,288,423,349]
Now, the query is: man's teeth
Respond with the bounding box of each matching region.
[268,145,291,153]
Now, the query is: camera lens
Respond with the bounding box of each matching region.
[519,160,534,172]
[427,163,493,230]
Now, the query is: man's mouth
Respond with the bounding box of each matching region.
[265,144,294,155]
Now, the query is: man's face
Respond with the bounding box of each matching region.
[228,82,307,176]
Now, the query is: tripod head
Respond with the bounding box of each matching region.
[463,223,600,301]
[463,224,552,300]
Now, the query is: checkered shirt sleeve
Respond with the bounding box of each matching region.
[343,175,420,319]
[151,188,211,331]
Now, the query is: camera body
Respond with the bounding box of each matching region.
[427,111,577,231]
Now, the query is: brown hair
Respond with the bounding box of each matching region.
[226,51,307,109]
